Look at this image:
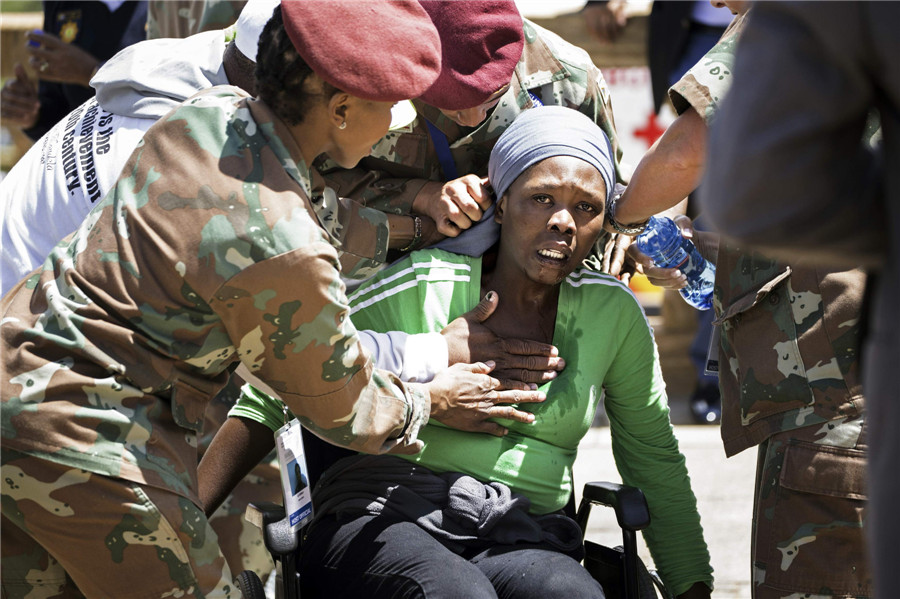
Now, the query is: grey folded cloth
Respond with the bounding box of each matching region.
[312,454,583,557]
[432,205,500,257]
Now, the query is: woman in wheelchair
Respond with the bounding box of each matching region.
[226,106,714,598]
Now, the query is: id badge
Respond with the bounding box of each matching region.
[275,418,314,530]
[704,325,721,377]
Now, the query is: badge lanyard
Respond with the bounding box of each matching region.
[274,407,314,530]
[424,119,459,181]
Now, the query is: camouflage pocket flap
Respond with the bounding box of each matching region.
[170,378,216,433]
[713,266,792,325]
[780,440,867,500]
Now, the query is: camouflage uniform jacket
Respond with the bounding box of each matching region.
[319,19,625,216]
[669,13,866,456]
[0,87,429,504]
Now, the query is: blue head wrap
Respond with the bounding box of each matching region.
[488,105,615,203]
[434,106,614,257]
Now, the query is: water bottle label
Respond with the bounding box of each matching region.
[637,216,715,310]
[677,236,715,311]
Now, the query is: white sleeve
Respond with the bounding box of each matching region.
[358,330,448,383]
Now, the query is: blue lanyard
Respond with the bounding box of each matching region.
[424,119,459,181]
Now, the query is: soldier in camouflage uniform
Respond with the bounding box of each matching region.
[2,3,282,584]
[608,4,870,597]
[318,1,629,269]
[0,4,544,597]
[699,2,900,595]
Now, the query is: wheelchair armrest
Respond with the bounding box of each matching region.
[579,481,651,532]
[245,501,286,530]
[579,482,655,599]
[244,501,299,557]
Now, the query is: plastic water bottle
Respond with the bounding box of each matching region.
[635,216,715,310]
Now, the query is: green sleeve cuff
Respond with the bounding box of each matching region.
[228,383,293,432]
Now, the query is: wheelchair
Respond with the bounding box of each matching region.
[234,430,672,599]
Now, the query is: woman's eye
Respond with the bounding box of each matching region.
[533,195,552,204]
[578,202,599,214]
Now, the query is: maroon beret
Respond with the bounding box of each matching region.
[282,1,442,102]
[418,0,525,110]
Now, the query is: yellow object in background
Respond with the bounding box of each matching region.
[628,272,660,294]
[629,273,664,316]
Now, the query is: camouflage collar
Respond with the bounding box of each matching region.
[242,97,368,258]
[243,95,315,200]
[515,20,569,91]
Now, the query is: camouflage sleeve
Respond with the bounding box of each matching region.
[313,185,393,281]
[668,12,747,122]
[318,162,429,217]
[209,239,429,455]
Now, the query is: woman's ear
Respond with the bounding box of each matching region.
[327,92,352,129]
[495,194,507,224]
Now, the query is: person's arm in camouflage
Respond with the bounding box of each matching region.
[320,162,428,217]
[216,238,425,455]
[606,10,750,286]
[218,238,546,456]
[323,162,493,241]
[611,9,750,227]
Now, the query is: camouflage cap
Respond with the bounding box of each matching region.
[282,0,441,102]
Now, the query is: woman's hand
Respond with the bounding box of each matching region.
[426,361,546,437]
[625,214,719,288]
[26,30,100,88]
[0,64,40,129]
[441,291,565,388]
[602,232,633,279]
[413,175,493,237]
[627,243,687,290]
[671,214,719,263]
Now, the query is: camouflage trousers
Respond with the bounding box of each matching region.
[752,414,871,598]
[1,449,237,599]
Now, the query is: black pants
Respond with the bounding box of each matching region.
[298,514,605,598]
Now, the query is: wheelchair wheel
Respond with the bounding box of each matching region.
[235,570,266,599]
